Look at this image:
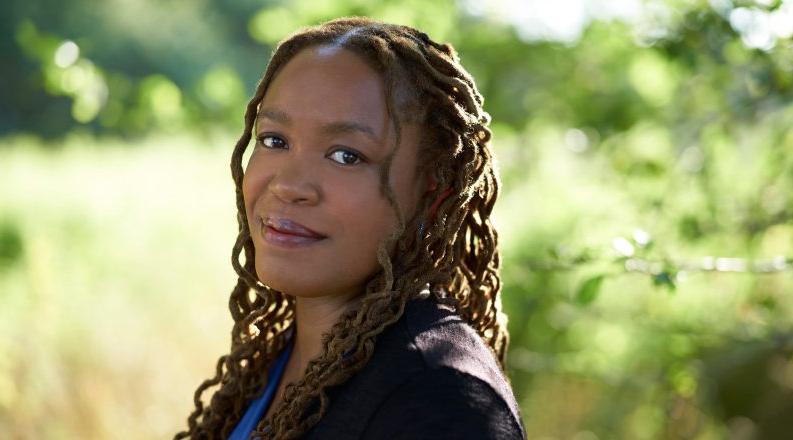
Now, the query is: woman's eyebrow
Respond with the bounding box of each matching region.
[258,108,290,125]
[257,107,380,142]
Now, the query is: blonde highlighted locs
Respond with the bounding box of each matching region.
[174,16,509,440]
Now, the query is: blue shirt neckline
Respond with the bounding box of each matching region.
[227,334,295,440]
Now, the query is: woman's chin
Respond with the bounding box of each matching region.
[255,274,321,298]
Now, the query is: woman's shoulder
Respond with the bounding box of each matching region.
[360,365,526,439]
[303,296,526,439]
[349,296,526,439]
[400,296,502,375]
[396,298,512,388]
[402,298,524,414]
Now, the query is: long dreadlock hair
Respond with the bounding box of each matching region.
[175,16,509,440]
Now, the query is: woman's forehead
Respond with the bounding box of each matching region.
[258,46,390,132]
[268,47,385,105]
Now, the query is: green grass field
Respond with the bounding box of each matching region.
[0,133,240,438]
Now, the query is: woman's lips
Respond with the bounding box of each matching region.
[260,216,327,248]
[263,226,326,247]
[264,216,326,238]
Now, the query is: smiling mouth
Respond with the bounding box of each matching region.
[262,215,326,238]
[259,218,327,248]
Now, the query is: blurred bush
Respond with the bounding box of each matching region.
[2,0,793,439]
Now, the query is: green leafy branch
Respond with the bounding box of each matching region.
[516,229,792,305]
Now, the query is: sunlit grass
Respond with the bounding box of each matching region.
[0,133,239,439]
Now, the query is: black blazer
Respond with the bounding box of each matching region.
[301,295,527,439]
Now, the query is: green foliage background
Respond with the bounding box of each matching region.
[2,0,793,438]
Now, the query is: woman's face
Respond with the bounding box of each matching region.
[243,45,428,300]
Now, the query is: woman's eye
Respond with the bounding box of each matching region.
[258,134,287,149]
[328,149,363,165]
[256,135,362,165]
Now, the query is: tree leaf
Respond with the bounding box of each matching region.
[576,274,606,306]
[653,271,677,292]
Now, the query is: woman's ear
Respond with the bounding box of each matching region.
[428,186,454,220]
[426,173,438,193]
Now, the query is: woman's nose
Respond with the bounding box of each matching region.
[268,161,320,205]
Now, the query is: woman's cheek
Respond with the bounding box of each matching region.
[241,173,257,224]
[242,155,272,215]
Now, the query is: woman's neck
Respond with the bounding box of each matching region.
[289,291,361,374]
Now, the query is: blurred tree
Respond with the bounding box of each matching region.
[2,0,793,438]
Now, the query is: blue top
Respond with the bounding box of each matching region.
[228,336,295,440]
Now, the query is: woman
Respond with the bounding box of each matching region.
[175,16,526,440]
